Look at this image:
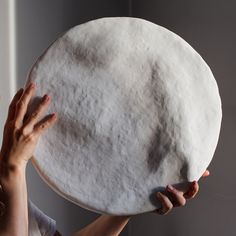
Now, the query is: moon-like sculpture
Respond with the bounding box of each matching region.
[26,17,222,215]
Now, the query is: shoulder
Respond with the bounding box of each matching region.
[28,199,58,236]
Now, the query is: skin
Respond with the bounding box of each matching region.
[0,83,57,236]
[0,83,209,236]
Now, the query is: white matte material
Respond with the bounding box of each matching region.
[26,17,222,215]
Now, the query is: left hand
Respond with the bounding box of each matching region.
[0,82,57,171]
[153,170,210,215]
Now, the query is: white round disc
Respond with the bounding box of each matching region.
[26,17,222,215]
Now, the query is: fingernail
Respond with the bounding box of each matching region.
[43,94,50,101]
[29,82,35,88]
[51,113,57,118]
[167,184,174,191]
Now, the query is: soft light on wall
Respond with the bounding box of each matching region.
[0,0,17,144]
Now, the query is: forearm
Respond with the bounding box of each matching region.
[0,163,28,236]
[72,215,131,236]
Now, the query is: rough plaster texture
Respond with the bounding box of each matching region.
[25,17,222,215]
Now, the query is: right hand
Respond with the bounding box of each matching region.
[154,170,210,215]
[0,82,57,171]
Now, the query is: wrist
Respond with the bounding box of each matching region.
[99,215,131,236]
[101,215,131,228]
[108,215,131,223]
[0,160,26,191]
[0,159,26,173]
[0,153,27,172]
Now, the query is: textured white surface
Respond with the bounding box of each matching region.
[26,17,222,215]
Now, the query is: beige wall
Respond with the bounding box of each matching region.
[0,0,13,146]
[2,0,234,235]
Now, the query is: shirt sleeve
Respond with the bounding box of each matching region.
[28,199,57,236]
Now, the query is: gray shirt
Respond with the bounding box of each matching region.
[28,199,57,236]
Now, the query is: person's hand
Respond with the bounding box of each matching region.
[153,170,210,215]
[0,82,57,171]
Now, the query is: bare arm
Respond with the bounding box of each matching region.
[0,83,57,236]
[0,164,28,236]
[71,170,209,236]
[72,215,131,236]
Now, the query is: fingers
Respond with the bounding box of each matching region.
[183,181,199,199]
[14,82,36,128]
[6,88,24,123]
[154,184,187,215]
[155,192,173,215]
[154,170,210,215]
[202,170,210,178]
[166,185,186,207]
[33,113,57,137]
[22,94,51,133]
[183,169,209,199]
